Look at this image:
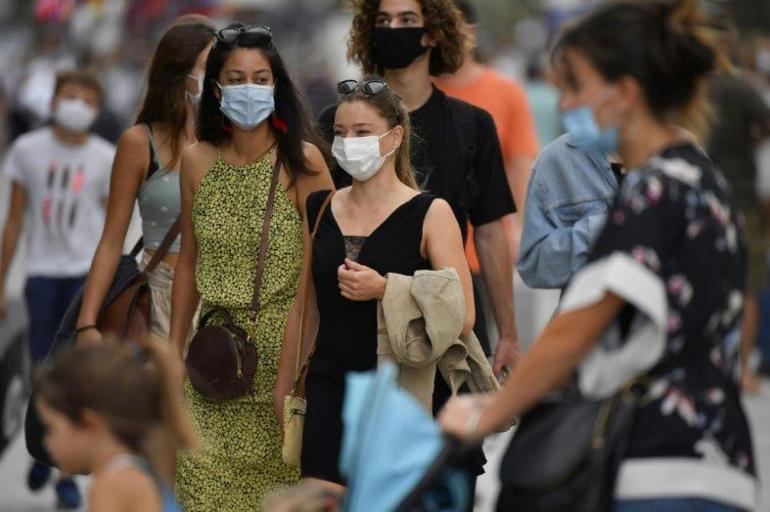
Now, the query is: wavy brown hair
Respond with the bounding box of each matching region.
[347,0,473,77]
[135,14,215,166]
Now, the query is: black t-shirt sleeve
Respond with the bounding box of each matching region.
[468,107,516,226]
[317,103,352,189]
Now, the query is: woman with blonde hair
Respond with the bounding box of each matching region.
[300,79,475,491]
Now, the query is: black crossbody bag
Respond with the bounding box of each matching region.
[497,378,648,512]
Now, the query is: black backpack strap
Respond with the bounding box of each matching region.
[446,98,480,212]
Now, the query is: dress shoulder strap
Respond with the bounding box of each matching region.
[412,192,438,220]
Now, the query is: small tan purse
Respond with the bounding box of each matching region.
[282,191,333,467]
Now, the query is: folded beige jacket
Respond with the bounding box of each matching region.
[376,267,499,411]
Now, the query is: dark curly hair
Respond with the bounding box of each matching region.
[198,23,319,181]
[347,0,473,77]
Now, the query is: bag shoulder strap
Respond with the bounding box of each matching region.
[292,190,334,393]
[141,216,181,275]
[249,155,283,321]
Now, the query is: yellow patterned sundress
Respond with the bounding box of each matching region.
[176,146,302,510]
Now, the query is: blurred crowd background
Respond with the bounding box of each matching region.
[0,0,768,368]
[2,0,770,373]
[0,0,768,150]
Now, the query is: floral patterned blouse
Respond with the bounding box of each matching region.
[560,143,756,509]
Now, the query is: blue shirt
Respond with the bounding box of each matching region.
[525,80,562,146]
[517,134,618,289]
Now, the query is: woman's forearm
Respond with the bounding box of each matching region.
[77,241,124,327]
[477,293,624,435]
[276,302,302,399]
[168,255,199,357]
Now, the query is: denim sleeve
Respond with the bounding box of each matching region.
[517,170,607,289]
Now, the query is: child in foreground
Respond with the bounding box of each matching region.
[35,338,197,512]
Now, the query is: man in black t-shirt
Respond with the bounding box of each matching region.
[318,0,520,374]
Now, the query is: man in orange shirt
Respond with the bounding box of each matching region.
[437,0,539,268]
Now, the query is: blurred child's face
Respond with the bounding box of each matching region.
[36,398,91,474]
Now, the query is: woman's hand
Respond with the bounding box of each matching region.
[438,394,494,442]
[337,259,386,301]
[76,327,103,346]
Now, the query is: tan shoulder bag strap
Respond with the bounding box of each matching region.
[292,190,334,395]
[249,156,283,322]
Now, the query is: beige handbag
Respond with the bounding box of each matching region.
[282,191,333,467]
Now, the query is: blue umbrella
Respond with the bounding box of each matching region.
[340,362,470,512]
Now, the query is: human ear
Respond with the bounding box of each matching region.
[80,408,107,433]
[613,75,641,115]
[392,125,405,149]
[421,31,436,48]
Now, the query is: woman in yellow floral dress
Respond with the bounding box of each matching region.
[168,23,333,511]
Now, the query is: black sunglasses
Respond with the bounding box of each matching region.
[337,79,402,124]
[216,25,272,45]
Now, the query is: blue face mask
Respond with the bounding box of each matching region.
[561,94,620,154]
[217,82,275,130]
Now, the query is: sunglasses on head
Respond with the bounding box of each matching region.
[337,79,402,124]
[216,25,272,45]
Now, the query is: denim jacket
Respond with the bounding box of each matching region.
[517,134,618,289]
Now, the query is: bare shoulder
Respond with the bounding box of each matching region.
[295,141,334,216]
[111,126,152,183]
[182,141,217,164]
[426,197,456,223]
[302,140,323,160]
[91,467,161,512]
[118,125,151,154]
[181,141,218,184]
[301,141,329,174]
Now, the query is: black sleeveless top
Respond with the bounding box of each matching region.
[306,190,436,377]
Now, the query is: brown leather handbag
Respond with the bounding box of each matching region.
[185,158,283,402]
[96,218,180,342]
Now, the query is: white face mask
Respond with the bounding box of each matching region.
[332,129,396,182]
[54,98,97,133]
[186,73,204,105]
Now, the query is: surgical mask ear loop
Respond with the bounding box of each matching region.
[380,129,398,159]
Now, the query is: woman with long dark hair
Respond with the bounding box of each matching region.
[168,23,333,509]
[76,15,215,343]
[441,1,757,511]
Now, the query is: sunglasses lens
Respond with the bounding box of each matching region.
[218,28,240,43]
[244,25,272,40]
[337,80,358,95]
[364,81,387,95]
